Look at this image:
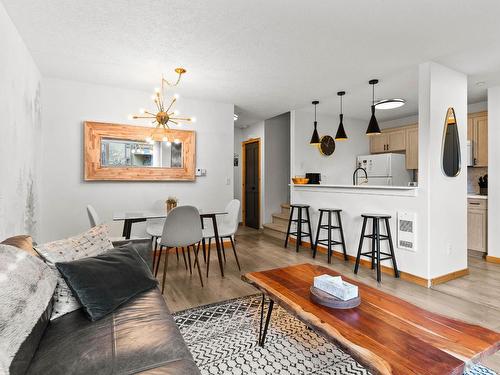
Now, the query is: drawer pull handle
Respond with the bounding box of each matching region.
[469,202,481,205]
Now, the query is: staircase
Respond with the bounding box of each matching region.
[263,203,290,240]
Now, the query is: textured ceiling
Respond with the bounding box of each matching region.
[3,0,500,126]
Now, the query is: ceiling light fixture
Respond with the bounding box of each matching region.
[310,100,320,145]
[128,68,194,144]
[335,91,348,141]
[375,98,406,110]
[366,79,381,136]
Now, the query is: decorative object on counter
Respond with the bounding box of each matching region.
[128,68,196,145]
[442,107,461,177]
[479,174,488,195]
[366,79,382,135]
[291,177,309,185]
[309,100,321,145]
[335,91,348,140]
[375,98,406,109]
[305,172,321,184]
[318,135,335,156]
[165,196,178,213]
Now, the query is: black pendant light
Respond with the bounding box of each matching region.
[366,79,381,135]
[310,100,320,145]
[335,91,348,140]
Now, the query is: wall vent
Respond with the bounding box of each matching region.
[397,212,417,252]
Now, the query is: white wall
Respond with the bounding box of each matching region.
[0,3,42,240]
[419,62,468,279]
[40,78,234,242]
[264,113,290,223]
[233,127,243,221]
[292,108,370,185]
[487,87,500,259]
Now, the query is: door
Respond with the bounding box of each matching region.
[370,133,387,153]
[386,129,406,152]
[473,114,488,167]
[243,140,260,229]
[405,126,418,169]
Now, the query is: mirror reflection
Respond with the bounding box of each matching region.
[101,138,183,168]
[442,107,461,177]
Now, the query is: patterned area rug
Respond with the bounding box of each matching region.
[173,295,497,375]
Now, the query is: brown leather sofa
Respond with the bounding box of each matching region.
[25,239,200,375]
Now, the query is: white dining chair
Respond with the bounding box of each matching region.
[202,199,241,275]
[86,205,101,227]
[158,206,204,293]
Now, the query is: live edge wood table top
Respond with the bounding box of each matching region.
[242,263,500,375]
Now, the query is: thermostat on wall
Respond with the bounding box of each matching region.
[195,168,207,177]
[397,211,417,252]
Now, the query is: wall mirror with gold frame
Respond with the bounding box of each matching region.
[441,107,461,177]
[84,121,195,181]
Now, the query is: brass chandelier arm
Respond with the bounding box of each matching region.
[170,117,192,122]
[165,98,177,113]
[133,115,156,119]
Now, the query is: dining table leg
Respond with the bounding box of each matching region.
[121,218,146,239]
[211,216,225,278]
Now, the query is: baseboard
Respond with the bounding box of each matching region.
[430,268,469,286]
[486,255,500,264]
[288,238,430,288]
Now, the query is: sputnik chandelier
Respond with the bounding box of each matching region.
[128,67,195,145]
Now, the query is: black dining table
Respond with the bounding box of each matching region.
[113,209,228,277]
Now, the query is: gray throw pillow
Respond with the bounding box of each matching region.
[0,245,57,375]
[55,245,158,321]
[34,225,113,320]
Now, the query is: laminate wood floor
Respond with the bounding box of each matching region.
[157,226,500,371]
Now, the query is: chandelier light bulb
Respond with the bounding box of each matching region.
[139,108,146,114]
[190,117,196,123]
[174,109,179,115]
[127,114,134,120]
[151,95,156,101]
[174,93,180,100]
[154,87,160,94]
[174,139,181,144]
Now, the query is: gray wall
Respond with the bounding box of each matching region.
[264,113,290,223]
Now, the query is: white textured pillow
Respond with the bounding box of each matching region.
[0,245,57,374]
[35,225,113,320]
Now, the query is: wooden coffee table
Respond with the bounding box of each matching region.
[242,263,500,375]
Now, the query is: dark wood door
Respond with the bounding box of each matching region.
[244,141,259,229]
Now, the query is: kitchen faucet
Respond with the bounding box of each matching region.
[353,166,368,185]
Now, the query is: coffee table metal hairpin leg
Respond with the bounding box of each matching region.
[258,294,274,347]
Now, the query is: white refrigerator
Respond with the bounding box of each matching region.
[356,153,412,186]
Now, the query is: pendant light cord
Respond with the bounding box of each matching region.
[372,83,375,105]
[314,103,317,121]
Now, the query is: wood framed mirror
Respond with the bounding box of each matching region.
[84,121,196,181]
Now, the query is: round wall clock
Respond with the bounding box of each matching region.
[319,135,335,156]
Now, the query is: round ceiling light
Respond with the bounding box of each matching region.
[375,98,406,110]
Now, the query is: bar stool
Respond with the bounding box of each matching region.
[354,214,400,283]
[313,209,348,263]
[284,204,314,253]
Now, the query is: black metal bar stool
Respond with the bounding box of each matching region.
[354,214,400,283]
[313,209,348,263]
[284,204,314,253]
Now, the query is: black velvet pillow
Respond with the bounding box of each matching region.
[55,245,158,321]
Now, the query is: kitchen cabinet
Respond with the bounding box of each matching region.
[406,126,418,170]
[370,128,406,154]
[468,111,488,167]
[467,198,487,253]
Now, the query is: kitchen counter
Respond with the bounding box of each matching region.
[467,194,488,200]
[291,183,418,197]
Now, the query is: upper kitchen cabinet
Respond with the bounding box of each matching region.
[406,126,418,169]
[370,128,406,153]
[468,111,488,167]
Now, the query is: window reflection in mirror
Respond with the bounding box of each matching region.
[100,138,183,168]
[442,107,461,177]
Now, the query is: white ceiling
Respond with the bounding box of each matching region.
[3,0,500,126]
